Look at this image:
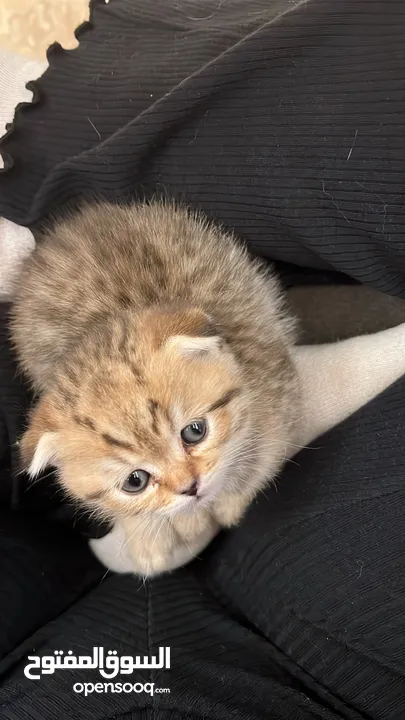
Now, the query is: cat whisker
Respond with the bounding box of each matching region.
[23,469,57,488]
[284,440,320,452]
[98,568,111,586]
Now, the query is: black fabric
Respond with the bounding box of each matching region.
[1,0,405,718]
[2,0,405,294]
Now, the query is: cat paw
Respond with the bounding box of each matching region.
[89,523,170,577]
[213,490,249,528]
[89,516,219,578]
[89,524,134,574]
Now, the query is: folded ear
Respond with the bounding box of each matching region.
[141,307,220,352]
[19,396,59,477]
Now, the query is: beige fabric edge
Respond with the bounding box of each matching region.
[0,48,47,298]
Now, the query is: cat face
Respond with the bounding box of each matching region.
[20,309,248,521]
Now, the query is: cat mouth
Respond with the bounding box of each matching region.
[178,491,205,509]
[189,492,203,502]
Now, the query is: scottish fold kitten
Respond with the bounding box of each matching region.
[12,202,405,577]
[11,202,299,576]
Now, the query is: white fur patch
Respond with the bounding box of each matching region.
[89,524,134,574]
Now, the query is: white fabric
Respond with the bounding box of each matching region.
[0,48,47,298]
[293,323,405,449]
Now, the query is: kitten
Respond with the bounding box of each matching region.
[11,201,301,577]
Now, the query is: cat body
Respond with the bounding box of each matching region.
[11,202,300,576]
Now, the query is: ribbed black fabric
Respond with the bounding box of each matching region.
[2,0,405,293]
[1,0,405,718]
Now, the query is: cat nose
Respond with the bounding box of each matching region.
[181,478,199,496]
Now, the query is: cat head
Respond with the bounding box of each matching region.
[20,307,249,521]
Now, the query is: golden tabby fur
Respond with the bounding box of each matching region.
[11,202,300,576]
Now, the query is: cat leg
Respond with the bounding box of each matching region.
[212,488,256,528]
[151,517,219,574]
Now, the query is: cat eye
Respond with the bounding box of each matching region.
[181,419,207,445]
[123,469,150,493]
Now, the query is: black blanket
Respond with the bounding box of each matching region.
[1,1,405,718]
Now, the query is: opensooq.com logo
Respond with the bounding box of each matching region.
[24,646,171,681]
